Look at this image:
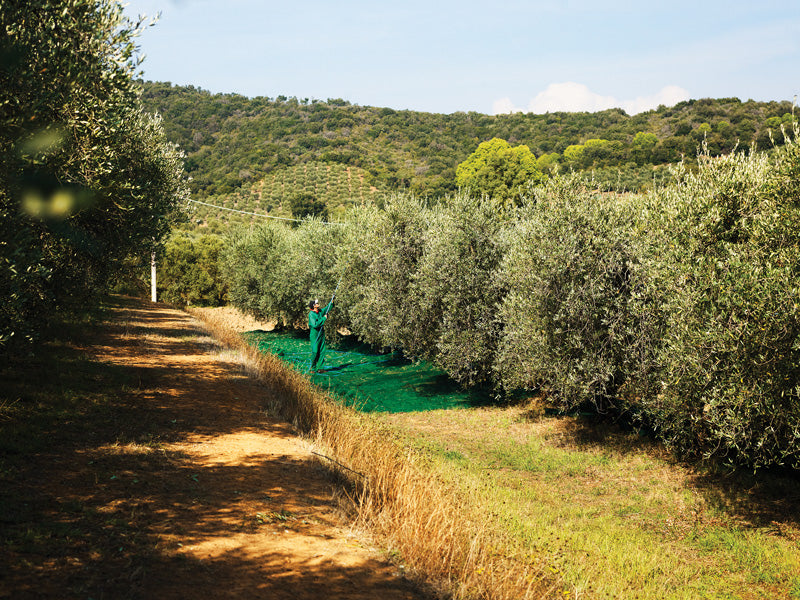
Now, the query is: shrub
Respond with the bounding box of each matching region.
[289,192,328,221]
[215,140,800,469]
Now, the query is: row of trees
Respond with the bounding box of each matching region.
[1,0,188,354]
[205,136,799,470]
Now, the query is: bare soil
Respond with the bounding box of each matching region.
[0,296,431,599]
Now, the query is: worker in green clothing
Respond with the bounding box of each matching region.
[308,296,334,372]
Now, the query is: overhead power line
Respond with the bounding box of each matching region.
[186,198,342,225]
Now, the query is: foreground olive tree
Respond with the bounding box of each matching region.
[0,0,188,353]
[636,141,800,469]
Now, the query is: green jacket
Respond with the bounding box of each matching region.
[308,300,333,369]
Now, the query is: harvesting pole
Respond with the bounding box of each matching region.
[329,276,342,308]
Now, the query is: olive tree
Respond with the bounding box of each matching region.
[1,0,187,353]
[221,216,344,329]
[335,195,430,351]
[221,222,291,323]
[283,217,346,329]
[637,140,800,468]
[497,176,656,411]
[412,193,507,387]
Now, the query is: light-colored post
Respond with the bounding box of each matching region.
[151,250,157,302]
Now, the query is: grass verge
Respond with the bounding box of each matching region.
[383,407,800,599]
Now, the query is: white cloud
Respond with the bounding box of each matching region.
[619,85,691,115]
[529,82,618,113]
[492,82,690,115]
[492,97,521,114]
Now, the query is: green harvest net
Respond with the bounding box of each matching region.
[242,329,494,413]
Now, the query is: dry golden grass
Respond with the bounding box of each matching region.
[192,306,276,333]
[188,305,560,600]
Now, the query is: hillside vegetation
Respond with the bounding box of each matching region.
[140,82,795,207]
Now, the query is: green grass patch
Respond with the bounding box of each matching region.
[384,407,800,599]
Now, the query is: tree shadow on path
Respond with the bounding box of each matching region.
[0,296,438,600]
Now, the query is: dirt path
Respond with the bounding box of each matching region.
[1,297,430,599]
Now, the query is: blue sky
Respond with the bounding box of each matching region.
[122,0,800,115]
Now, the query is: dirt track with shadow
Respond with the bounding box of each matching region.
[0,296,431,600]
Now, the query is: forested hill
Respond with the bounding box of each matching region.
[140,80,795,201]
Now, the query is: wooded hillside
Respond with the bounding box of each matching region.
[140,81,795,204]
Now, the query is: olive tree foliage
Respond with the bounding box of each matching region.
[158,232,227,306]
[635,139,800,469]
[335,195,430,351]
[497,175,658,411]
[455,138,546,213]
[496,145,800,468]
[282,217,346,328]
[220,217,343,328]
[221,195,432,350]
[221,222,291,324]
[412,193,507,387]
[330,192,507,387]
[0,0,187,352]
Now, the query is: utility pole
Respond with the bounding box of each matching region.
[151,249,157,302]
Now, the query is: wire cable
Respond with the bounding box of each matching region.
[186,198,343,226]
